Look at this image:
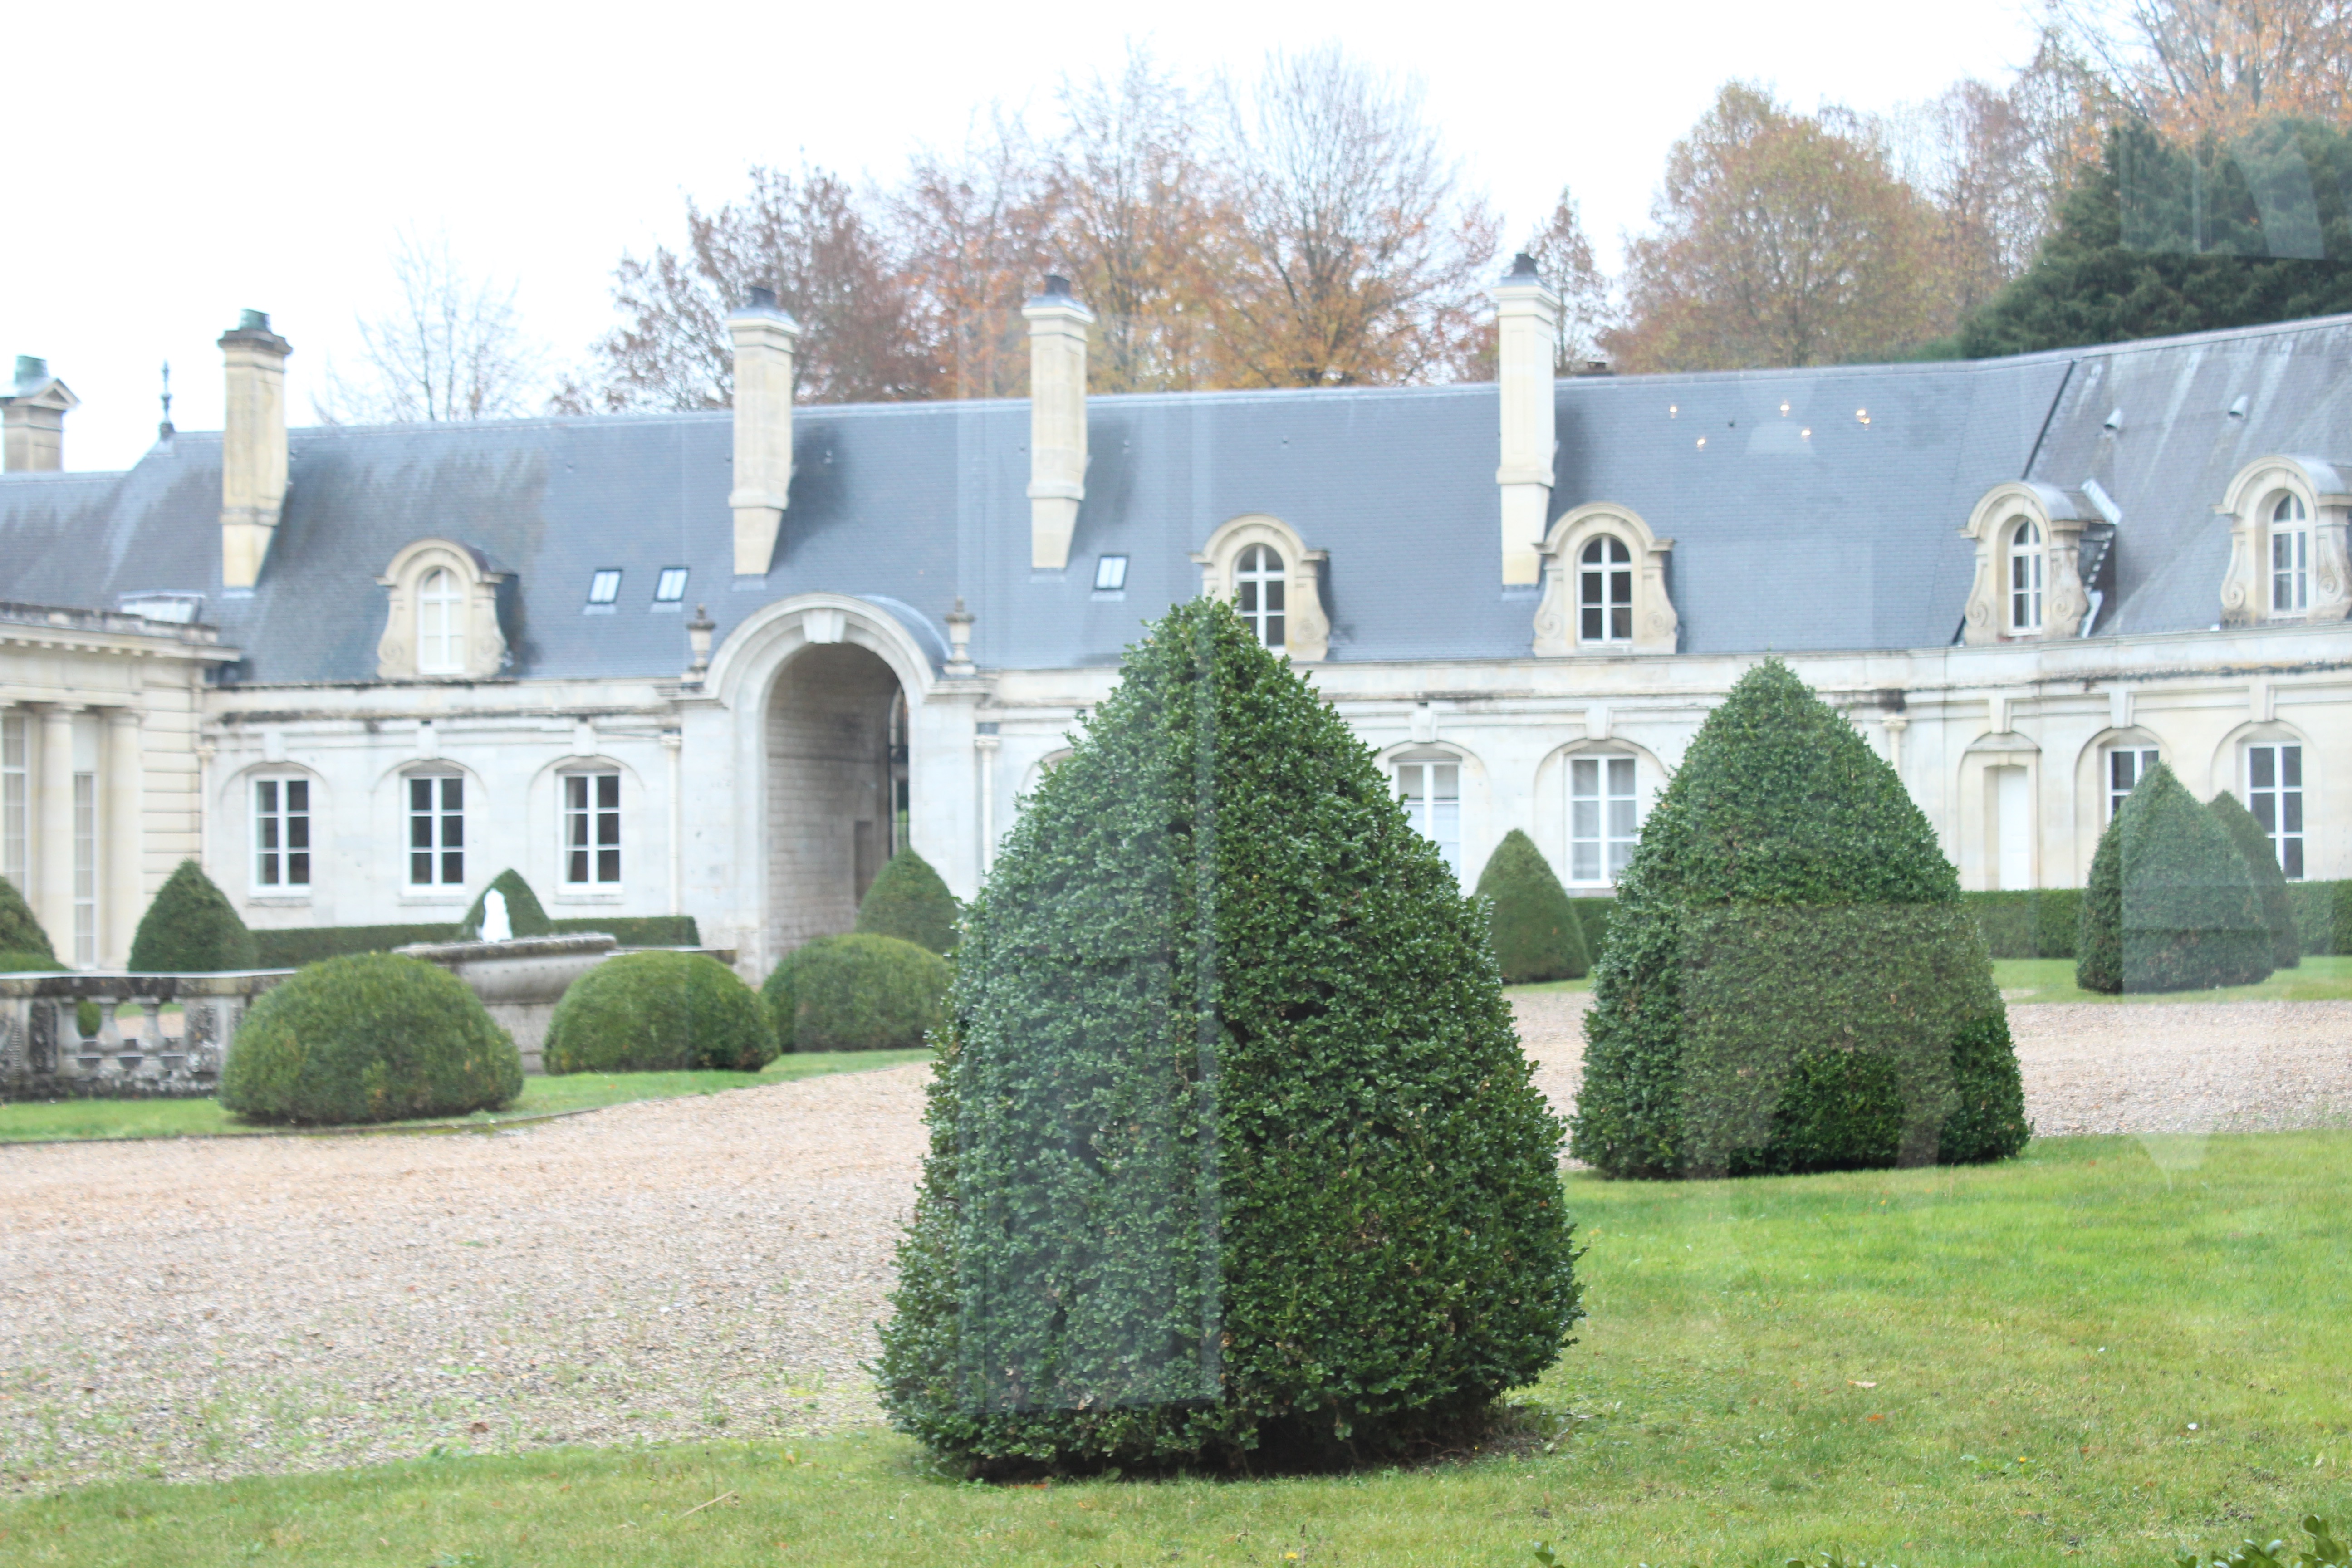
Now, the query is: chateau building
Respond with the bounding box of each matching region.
[2,271,2347,974]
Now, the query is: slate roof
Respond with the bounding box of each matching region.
[4,314,2351,684]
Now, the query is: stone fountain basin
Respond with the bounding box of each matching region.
[392,934,619,1074]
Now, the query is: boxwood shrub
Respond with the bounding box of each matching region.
[1962,889,2082,959]
[1570,660,2029,1180]
[1568,897,1616,964]
[1474,829,1589,982]
[877,598,1582,1474]
[763,933,948,1051]
[2076,763,2273,995]
[461,868,552,938]
[542,949,776,1073]
[2208,790,2303,970]
[219,952,523,1125]
[2287,879,2351,956]
[128,859,259,972]
[855,848,959,954]
[0,873,54,963]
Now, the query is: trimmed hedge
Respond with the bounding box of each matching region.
[878,598,1582,1474]
[855,848,959,954]
[764,933,949,1051]
[1962,889,2083,960]
[2077,762,2273,995]
[461,869,552,938]
[2208,790,2303,970]
[219,952,523,1125]
[1568,897,1616,965]
[0,874,54,963]
[250,915,702,968]
[0,951,57,973]
[542,950,777,1073]
[2288,879,2352,956]
[127,859,259,972]
[1570,660,2029,1180]
[1475,829,1590,982]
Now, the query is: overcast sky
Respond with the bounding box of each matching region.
[5,0,2044,473]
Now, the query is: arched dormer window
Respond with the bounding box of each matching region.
[1193,515,1330,661]
[1235,544,1286,649]
[2008,518,2044,633]
[376,540,510,681]
[2218,457,2349,626]
[1578,535,1633,643]
[2271,492,2310,614]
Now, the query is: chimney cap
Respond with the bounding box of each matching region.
[1042,274,1073,297]
[13,355,49,391]
[239,309,270,332]
[1507,252,1541,279]
[219,310,292,355]
[746,285,777,310]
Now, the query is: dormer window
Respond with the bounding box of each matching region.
[1235,544,1286,649]
[417,568,464,674]
[1192,515,1329,660]
[2009,518,2044,633]
[376,539,510,681]
[2270,493,2310,614]
[1578,536,1633,643]
[654,567,689,603]
[587,569,622,606]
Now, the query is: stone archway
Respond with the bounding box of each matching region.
[765,643,906,956]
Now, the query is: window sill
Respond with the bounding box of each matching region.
[246,894,314,907]
[399,891,469,904]
[553,891,626,904]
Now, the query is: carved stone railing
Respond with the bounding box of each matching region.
[0,970,293,1098]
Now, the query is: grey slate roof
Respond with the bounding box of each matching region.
[5,314,2352,684]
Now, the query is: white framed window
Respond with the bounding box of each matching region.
[254,777,312,890]
[587,568,622,606]
[1093,554,1129,592]
[654,567,689,603]
[2009,518,2043,633]
[2270,493,2310,615]
[1,713,25,894]
[2105,746,2160,822]
[1569,754,1641,885]
[1578,535,1632,643]
[1393,757,1461,877]
[1235,544,1285,648]
[563,771,621,886]
[407,773,466,887]
[2246,742,2304,880]
[416,568,464,674]
[73,772,95,966]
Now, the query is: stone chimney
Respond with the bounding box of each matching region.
[728,285,801,577]
[219,310,293,588]
[2,356,79,472]
[1023,275,1093,571]
[1490,254,1560,586]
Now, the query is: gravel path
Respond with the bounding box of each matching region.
[5,996,2347,1490]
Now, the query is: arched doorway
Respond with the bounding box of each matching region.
[765,643,908,955]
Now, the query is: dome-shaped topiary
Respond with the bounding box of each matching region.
[460,869,551,939]
[2207,789,2302,971]
[220,952,523,1125]
[128,859,258,972]
[763,933,948,1051]
[854,847,960,954]
[0,873,55,964]
[1474,828,1590,982]
[1570,660,2029,1181]
[2075,763,2273,994]
[877,598,1582,1474]
[542,950,778,1073]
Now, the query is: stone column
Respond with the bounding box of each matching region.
[104,708,145,968]
[34,705,77,959]
[975,729,1001,875]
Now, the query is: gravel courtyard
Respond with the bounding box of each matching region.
[5,996,2348,1490]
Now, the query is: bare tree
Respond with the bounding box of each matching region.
[2051,0,2352,136]
[1210,45,1499,387]
[314,232,547,424]
[890,112,1058,398]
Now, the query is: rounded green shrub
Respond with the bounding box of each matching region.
[2207,789,2302,970]
[542,950,777,1073]
[2076,763,2273,994]
[763,934,947,1051]
[128,859,259,972]
[1570,660,2029,1180]
[1473,828,1589,982]
[855,848,959,954]
[220,953,523,1125]
[877,599,1582,1474]
[0,873,55,963]
[461,868,551,939]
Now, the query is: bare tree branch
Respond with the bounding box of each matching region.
[314,231,547,424]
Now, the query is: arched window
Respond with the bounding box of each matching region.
[1578,536,1633,643]
[2270,493,2310,614]
[1235,544,1285,649]
[1393,755,1461,877]
[2008,519,2043,633]
[416,568,463,674]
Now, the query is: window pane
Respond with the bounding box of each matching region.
[2282,746,2302,788]
[2252,794,2276,832]
[411,777,431,811]
[441,777,463,811]
[289,853,309,886]
[288,780,307,812]
[597,813,620,846]
[1609,798,1638,839]
[598,848,621,882]
[569,848,588,883]
[1572,758,1597,794]
[287,815,308,850]
[566,774,585,810]
[1265,614,1284,648]
[1581,603,1602,641]
[2283,794,2303,834]
[1238,581,1258,616]
[1266,581,1284,614]
[1610,605,1632,640]
[258,780,278,813]
[443,812,464,848]
[1607,757,1635,794]
[412,850,433,882]
[1572,798,1599,838]
[598,774,619,808]
[2284,840,2304,879]
[1572,841,1598,881]
[2250,748,2275,788]
[442,850,464,884]
[411,814,433,849]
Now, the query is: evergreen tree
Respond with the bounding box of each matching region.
[2076,763,2273,993]
[2208,790,2303,970]
[461,869,551,939]
[0,873,56,963]
[1473,828,1589,983]
[878,599,1581,1473]
[854,847,960,954]
[128,860,259,972]
[1571,661,2027,1180]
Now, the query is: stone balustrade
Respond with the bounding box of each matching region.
[0,969,292,1098]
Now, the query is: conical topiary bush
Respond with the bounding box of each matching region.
[854,847,959,954]
[2076,764,2273,994]
[0,873,56,965]
[1570,660,2029,1180]
[461,869,551,939]
[1474,828,1590,982]
[128,859,259,972]
[2208,790,2302,970]
[877,598,1583,1474]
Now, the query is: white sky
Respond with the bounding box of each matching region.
[5,0,2043,473]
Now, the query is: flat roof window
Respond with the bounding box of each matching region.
[587,569,622,605]
[654,567,690,603]
[1093,554,1129,592]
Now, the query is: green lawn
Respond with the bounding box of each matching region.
[0,1049,931,1144]
[1995,953,2352,1004]
[8,1132,2348,1566]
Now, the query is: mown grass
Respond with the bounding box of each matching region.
[1995,953,2352,1004]
[7,1131,2348,1566]
[0,1049,931,1143]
